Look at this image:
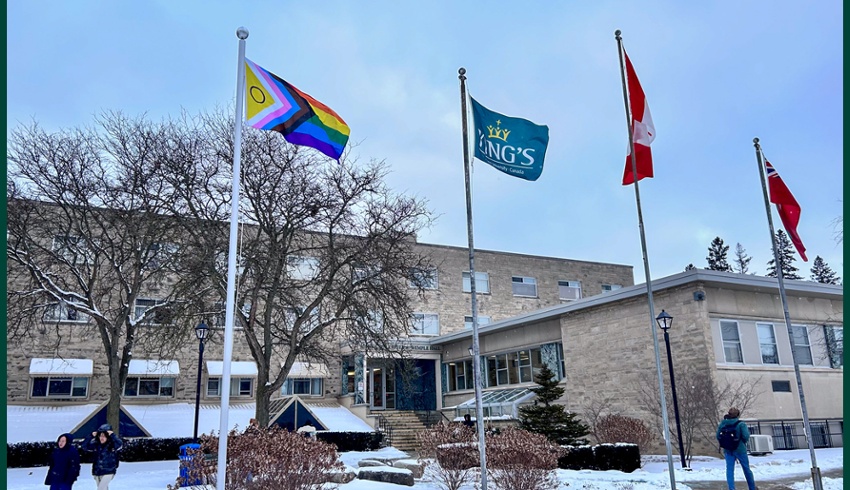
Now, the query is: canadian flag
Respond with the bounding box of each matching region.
[622,51,655,185]
[765,160,808,261]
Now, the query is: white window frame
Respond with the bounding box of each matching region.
[720,320,744,363]
[30,376,89,398]
[462,271,490,294]
[409,267,439,290]
[43,302,89,323]
[511,276,538,298]
[206,377,254,397]
[464,315,491,330]
[356,310,384,333]
[601,284,622,293]
[757,323,780,365]
[824,325,843,369]
[558,280,582,301]
[287,256,319,281]
[123,376,176,397]
[410,313,440,336]
[352,264,382,286]
[790,325,814,365]
[145,241,179,270]
[51,235,92,265]
[282,378,323,396]
[134,298,172,326]
[484,347,545,387]
[285,305,320,333]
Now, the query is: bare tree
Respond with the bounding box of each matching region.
[636,366,762,463]
[7,114,197,432]
[733,243,753,275]
[163,110,435,425]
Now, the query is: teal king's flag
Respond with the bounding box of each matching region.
[470,96,549,181]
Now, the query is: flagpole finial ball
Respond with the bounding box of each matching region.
[753,137,759,144]
[236,27,249,39]
[614,29,622,37]
[458,67,466,76]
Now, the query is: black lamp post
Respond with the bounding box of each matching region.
[193,321,209,441]
[656,310,687,469]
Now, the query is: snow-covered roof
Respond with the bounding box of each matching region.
[29,358,94,376]
[122,402,256,438]
[128,360,180,376]
[307,404,373,432]
[206,361,258,376]
[7,404,101,443]
[287,361,331,378]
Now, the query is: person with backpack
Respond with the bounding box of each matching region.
[716,407,756,490]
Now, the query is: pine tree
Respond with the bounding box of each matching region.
[684,263,696,271]
[706,236,732,272]
[810,256,840,284]
[732,243,753,274]
[766,230,802,279]
[518,365,589,446]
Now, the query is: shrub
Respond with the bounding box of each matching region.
[7,437,196,468]
[595,414,654,452]
[315,431,383,452]
[417,423,478,490]
[486,427,563,490]
[557,443,640,473]
[168,427,344,490]
[558,445,595,470]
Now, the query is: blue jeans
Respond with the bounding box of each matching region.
[724,449,756,490]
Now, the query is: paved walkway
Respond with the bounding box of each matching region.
[685,468,843,490]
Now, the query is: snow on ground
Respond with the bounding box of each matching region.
[7,448,842,489]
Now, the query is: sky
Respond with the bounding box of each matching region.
[6,447,844,489]
[6,1,843,284]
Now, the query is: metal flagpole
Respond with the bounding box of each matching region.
[614,30,678,490]
[752,138,823,490]
[458,67,489,490]
[215,25,249,490]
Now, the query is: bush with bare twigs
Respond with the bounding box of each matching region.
[486,427,563,490]
[417,423,478,490]
[595,414,655,452]
[168,427,344,490]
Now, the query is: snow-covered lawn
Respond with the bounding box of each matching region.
[7,447,842,489]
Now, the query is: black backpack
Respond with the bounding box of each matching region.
[718,420,742,451]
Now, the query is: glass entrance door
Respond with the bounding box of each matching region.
[368,363,396,410]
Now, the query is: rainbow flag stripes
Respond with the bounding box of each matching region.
[245,59,350,160]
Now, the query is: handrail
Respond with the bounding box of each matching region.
[375,414,394,447]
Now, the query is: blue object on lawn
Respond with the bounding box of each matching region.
[179,443,202,486]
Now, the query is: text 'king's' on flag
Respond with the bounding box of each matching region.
[244,59,350,160]
[765,160,807,261]
[470,96,549,181]
[622,50,655,186]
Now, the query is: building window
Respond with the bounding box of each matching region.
[771,380,792,392]
[134,298,173,326]
[409,267,438,290]
[757,323,780,364]
[352,264,382,286]
[145,242,179,270]
[511,276,538,297]
[286,256,319,281]
[464,315,491,330]
[558,280,582,301]
[720,320,743,363]
[124,377,175,397]
[447,360,474,391]
[355,310,383,333]
[43,302,89,323]
[410,313,440,336]
[52,235,92,265]
[462,271,490,294]
[206,377,254,397]
[824,325,843,369]
[555,345,566,380]
[282,378,323,396]
[601,284,622,293]
[484,348,545,388]
[31,376,89,398]
[790,325,813,365]
[284,306,320,334]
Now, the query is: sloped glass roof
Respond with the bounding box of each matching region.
[456,388,535,419]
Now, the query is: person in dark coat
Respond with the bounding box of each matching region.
[84,424,123,490]
[462,414,475,428]
[716,407,756,490]
[44,433,81,490]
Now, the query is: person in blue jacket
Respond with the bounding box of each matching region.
[84,424,123,490]
[44,433,81,490]
[716,407,756,490]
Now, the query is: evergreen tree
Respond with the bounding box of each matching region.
[810,256,840,284]
[706,236,733,271]
[684,263,696,271]
[732,243,753,274]
[518,365,589,446]
[766,230,802,279]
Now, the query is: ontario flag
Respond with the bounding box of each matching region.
[622,51,655,185]
[765,160,808,261]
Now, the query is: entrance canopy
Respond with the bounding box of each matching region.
[455,387,535,420]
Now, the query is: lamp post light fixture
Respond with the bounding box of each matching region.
[656,310,688,469]
[193,321,210,441]
[468,346,474,356]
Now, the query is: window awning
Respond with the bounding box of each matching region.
[206,361,258,376]
[286,361,331,378]
[30,358,93,376]
[128,360,180,376]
